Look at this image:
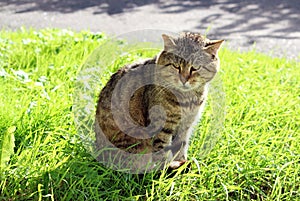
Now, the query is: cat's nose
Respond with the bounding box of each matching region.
[179,75,189,85]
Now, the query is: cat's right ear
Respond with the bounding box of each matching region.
[203,40,224,57]
[162,34,176,51]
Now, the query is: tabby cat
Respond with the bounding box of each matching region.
[95,32,223,170]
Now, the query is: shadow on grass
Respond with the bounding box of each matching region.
[44,156,156,200]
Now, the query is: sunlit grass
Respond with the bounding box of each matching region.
[0,28,299,200]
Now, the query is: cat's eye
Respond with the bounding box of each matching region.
[166,63,180,69]
[173,64,180,69]
[190,66,199,71]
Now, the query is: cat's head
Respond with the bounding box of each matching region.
[156,32,224,92]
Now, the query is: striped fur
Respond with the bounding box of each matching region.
[95,32,223,169]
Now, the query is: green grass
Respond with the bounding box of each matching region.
[0,28,299,200]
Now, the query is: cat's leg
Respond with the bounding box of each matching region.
[151,131,174,168]
[168,126,193,169]
[151,128,189,169]
[169,141,188,169]
[171,140,188,161]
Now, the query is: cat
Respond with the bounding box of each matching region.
[95,32,223,171]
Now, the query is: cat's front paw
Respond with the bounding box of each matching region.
[169,160,187,169]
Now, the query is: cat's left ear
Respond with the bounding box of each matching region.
[204,40,224,57]
[162,34,176,51]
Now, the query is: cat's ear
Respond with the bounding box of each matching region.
[204,40,224,56]
[162,34,176,51]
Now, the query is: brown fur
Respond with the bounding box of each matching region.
[95,32,223,169]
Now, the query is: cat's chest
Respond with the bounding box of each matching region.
[159,92,204,120]
[147,85,206,123]
[173,91,205,113]
[180,97,204,122]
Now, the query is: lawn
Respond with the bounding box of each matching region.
[0,28,299,200]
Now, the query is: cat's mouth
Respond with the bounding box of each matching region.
[179,83,192,91]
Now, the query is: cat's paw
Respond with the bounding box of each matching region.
[169,160,187,169]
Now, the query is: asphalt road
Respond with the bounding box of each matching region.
[0,0,299,60]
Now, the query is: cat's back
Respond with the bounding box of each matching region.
[96,57,156,108]
[95,57,157,152]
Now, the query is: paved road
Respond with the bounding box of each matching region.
[0,0,299,60]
